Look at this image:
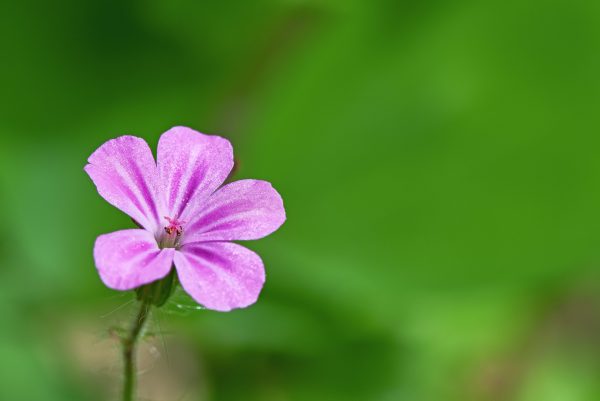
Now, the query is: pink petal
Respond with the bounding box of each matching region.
[183,180,286,243]
[174,242,265,311]
[94,229,175,290]
[157,126,233,222]
[85,136,162,233]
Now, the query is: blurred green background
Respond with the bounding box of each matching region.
[2,1,600,400]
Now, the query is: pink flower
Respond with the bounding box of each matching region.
[85,127,286,311]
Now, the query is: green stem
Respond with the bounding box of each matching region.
[122,300,151,401]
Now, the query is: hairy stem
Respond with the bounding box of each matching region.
[122,300,151,401]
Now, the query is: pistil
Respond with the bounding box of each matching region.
[159,216,185,248]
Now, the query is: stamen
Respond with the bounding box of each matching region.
[160,216,186,248]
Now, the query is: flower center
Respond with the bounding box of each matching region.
[159,216,185,248]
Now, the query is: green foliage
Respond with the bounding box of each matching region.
[1,1,600,400]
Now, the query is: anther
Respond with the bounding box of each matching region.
[161,216,186,248]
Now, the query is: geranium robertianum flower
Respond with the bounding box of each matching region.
[85,126,285,311]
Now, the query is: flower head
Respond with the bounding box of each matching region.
[85,126,286,311]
